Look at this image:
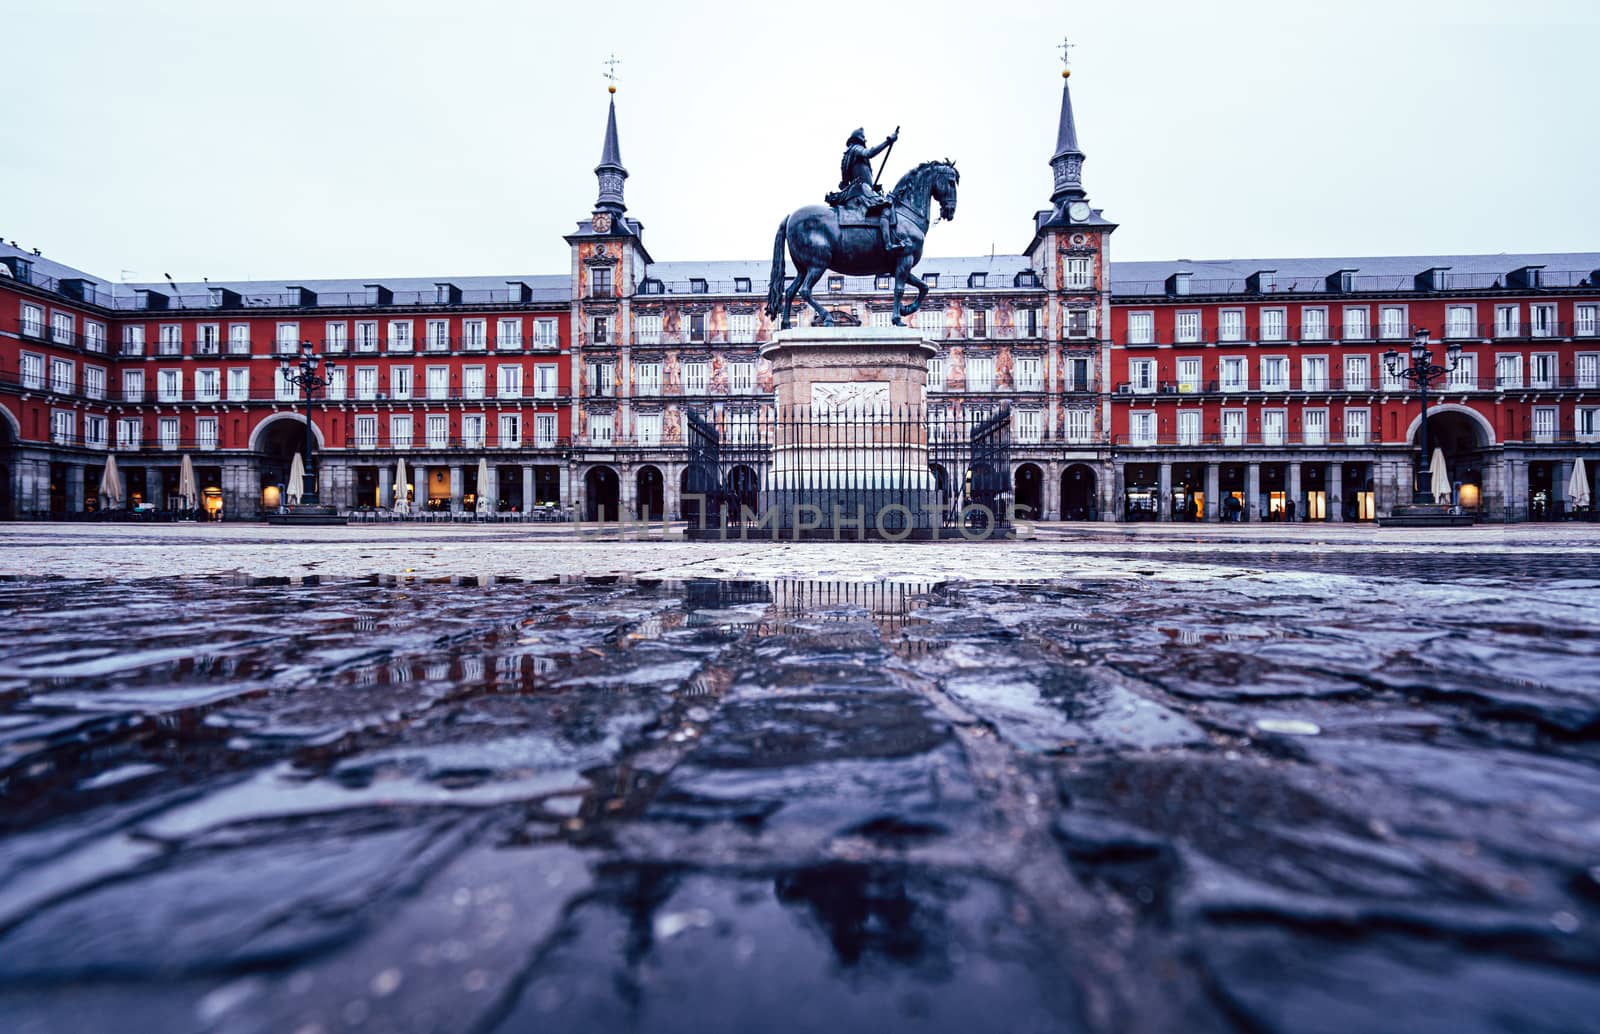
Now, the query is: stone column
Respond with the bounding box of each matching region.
[563,462,577,513]
[1157,462,1172,522]
[1329,462,1344,522]
[379,466,392,509]
[1287,462,1302,521]
[522,465,535,514]
[449,466,463,512]
[1245,462,1260,522]
[1044,460,1060,521]
[1112,463,1126,522]
[620,463,637,519]
[1205,463,1221,522]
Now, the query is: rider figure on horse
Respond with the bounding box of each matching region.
[827,128,912,255]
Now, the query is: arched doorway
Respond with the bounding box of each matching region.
[1060,464,1096,521]
[726,465,759,516]
[636,465,664,520]
[257,418,309,512]
[1013,463,1043,520]
[1411,408,1491,513]
[0,414,14,519]
[584,465,620,522]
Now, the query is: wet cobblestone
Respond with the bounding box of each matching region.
[1,533,1598,1032]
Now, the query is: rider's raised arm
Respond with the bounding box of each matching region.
[862,137,891,160]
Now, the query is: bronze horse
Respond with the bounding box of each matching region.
[766,160,959,330]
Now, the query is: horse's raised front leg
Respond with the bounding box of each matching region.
[898,267,930,319]
[892,274,907,326]
[798,266,831,327]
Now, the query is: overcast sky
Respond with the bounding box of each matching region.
[4,0,1597,283]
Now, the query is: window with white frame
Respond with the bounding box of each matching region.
[496,318,521,350]
[462,319,486,351]
[635,315,662,345]
[1493,353,1521,389]
[1176,357,1202,393]
[1343,408,1369,444]
[1015,409,1042,443]
[354,415,378,449]
[632,361,661,396]
[275,322,299,353]
[325,366,346,401]
[535,363,559,399]
[1261,409,1285,444]
[355,321,379,352]
[51,312,73,345]
[967,355,995,392]
[274,366,296,401]
[159,324,182,355]
[462,365,485,399]
[967,308,989,339]
[1445,304,1476,338]
[729,313,757,344]
[1066,408,1092,443]
[323,321,347,353]
[1531,406,1556,442]
[426,413,449,448]
[196,323,219,355]
[121,368,143,401]
[426,319,450,352]
[1343,355,1369,391]
[84,321,106,353]
[586,413,612,444]
[1380,305,1407,340]
[19,353,43,390]
[1577,406,1600,441]
[426,366,449,400]
[49,357,74,394]
[1219,309,1245,342]
[158,416,179,450]
[591,316,609,344]
[727,411,758,444]
[1302,355,1329,391]
[682,361,709,394]
[462,413,486,448]
[117,417,141,449]
[916,308,943,336]
[927,357,945,391]
[730,361,756,394]
[1065,308,1095,338]
[1064,257,1092,289]
[1530,352,1557,389]
[84,415,108,447]
[1176,409,1201,445]
[1127,311,1154,344]
[157,368,182,401]
[226,368,250,401]
[20,303,44,337]
[195,368,220,401]
[1175,310,1201,343]
[1219,356,1247,391]
[1304,407,1328,445]
[196,416,217,451]
[1494,305,1520,338]
[1300,307,1328,341]
[1260,308,1286,342]
[354,366,378,400]
[496,364,522,398]
[220,323,246,355]
[1221,409,1245,444]
[1577,353,1599,389]
[587,361,616,397]
[861,309,889,330]
[1381,355,1406,391]
[1342,306,1369,341]
[635,412,660,445]
[122,325,145,356]
[1260,356,1288,391]
[84,365,105,400]
[1577,304,1598,338]
[1129,410,1155,446]
[390,414,414,449]
[390,366,413,400]
[387,320,413,352]
[1014,357,1042,392]
[1447,352,1477,390]
[533,318,559,349]
[1129,358,1156,393]
[534,413,558,446]
[50,409,74,444]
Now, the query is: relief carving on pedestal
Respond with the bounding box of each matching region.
[811,381,890,416]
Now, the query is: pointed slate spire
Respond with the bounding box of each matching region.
[594,93,628,217]
[1049,71,1086,208]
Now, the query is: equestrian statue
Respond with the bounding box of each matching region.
[765,127,958,330]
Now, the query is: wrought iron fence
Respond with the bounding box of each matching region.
[684,403,1012,540]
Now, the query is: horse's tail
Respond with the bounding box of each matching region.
[765,215,788,321]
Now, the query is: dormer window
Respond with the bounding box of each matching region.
[1167,272,1192,297]
[1015,270,1041,289]
[875,275,892,290]
[285,285,316,307]
[968,272,987,289]
[925,274,939,288]
[734,277,752,293]
[364,284,392,306]
[641,278,664,295]
[209,288,225,308]
[828,276,844,292]
[434,283,461,305]
[689,278,708,294]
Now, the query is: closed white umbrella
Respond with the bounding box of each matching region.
[476,458,494,514]
[285,452,305,506]
[393,456,409,513]
[1570,457,1592,510]
[98,454,124,509]
[178,454,199,510]
[1429,447,1451,505]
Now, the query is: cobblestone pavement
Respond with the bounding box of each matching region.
[1,527,1598,1032]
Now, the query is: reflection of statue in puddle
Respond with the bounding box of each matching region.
[774,862,949,973]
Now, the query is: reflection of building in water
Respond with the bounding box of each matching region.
[767,580,933,637]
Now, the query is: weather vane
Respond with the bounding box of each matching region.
[603,53,621,92]
[1059,36,1075,76]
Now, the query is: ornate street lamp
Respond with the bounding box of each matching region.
[279,341,337,506]
[1383,328,1463,505]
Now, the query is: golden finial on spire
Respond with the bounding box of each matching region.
[1059,36,1075,78]
[603,53,621,94]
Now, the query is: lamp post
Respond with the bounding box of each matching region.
[1383,329,1462,505]
[279,341,337,506]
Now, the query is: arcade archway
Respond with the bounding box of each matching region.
[1061,464,1096,521]
[636,465,664,519]
[1013,463,1043,519]
[584,465,620,522]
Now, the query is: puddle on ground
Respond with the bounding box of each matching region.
[0,564,1598,1033]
